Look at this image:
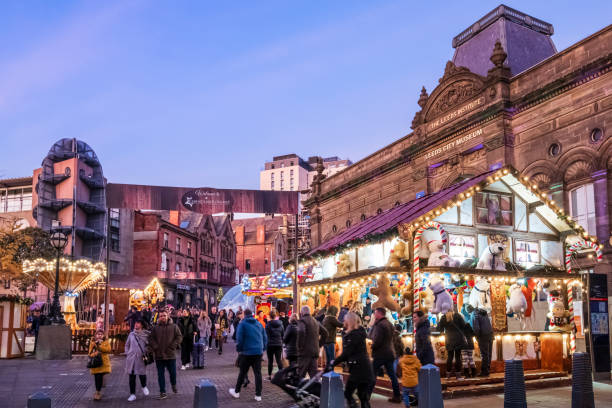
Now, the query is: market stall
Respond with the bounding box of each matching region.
[241,271,294,315]
[295,166,604,379]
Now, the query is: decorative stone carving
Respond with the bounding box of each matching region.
[411,111,422,130]
[439,61,471,84]
[490,40,508,68]
[418,86,429,108]
[484,135,505,151]
[531,173,552,189]
[412,168,427,181]
[429,80,481,117]
[564,161,594,183]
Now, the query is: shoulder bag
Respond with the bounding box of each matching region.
[86,343,103,369]
[135,335,155,365]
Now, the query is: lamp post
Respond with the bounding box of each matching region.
[49,231,68,324]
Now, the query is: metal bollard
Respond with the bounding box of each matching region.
[320,371,344,408]
[193,379,217,408]
[27,392,51,408]
[571,352,595,408]
[504,359,527,408]
[418,364,444,408]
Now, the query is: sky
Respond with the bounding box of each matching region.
[1,1,611,190]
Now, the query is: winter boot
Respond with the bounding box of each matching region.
[471,366,478,378]
[93,391,101,401]
[463,368,471,379]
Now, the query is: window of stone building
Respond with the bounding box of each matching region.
[570,183,596,235]
[175,262,181,271]
[332,225,337,233]
[548,143,561,157]
[346,220,351,228]
[376,208,383,215]
[590,128,603,143]
[271,164,275,169]
[110,231,120,252]
[265,258,268,264]
[246,259,251,270]
[360,214,366,222]
[176,237,181,253]
[2,187,32,212]
[187,264,193,272]
[187,242,192,256]
[163,233,169,248]
[271,181,275,189]
[278,243,282,254]
[395,201,401,207]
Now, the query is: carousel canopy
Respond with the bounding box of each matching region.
[22,257,106,295]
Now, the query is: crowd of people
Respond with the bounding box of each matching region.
[83,299,492,407]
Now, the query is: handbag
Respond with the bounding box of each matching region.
[135,335,155,366]
[87,344,103,369]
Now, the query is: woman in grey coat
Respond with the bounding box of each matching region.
[124,320,150,402]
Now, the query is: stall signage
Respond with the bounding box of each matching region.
[424,128,483,160]
[427,97,485,132]
[177,284,190,290]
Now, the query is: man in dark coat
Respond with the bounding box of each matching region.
[149,311,182,399]
[297,305,328,379]
[124,306,142,331]
[472,307,493,377]
[265,310,285,379]
[322,305,343,371]
[369,307,401,403]
[413,311,434,365]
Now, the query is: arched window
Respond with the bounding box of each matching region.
[360,214,366,222]
[377,208,383,215]
[332,225,337,233]
[346,220,351,228]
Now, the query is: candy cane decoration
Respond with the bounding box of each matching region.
[565,239,602,273]
[567,280,580,353]
[412,221,447,315]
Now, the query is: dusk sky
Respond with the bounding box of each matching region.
[1,1,610,190]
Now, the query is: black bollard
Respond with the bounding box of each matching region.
[320,372,344,408]
[504,359,527,408]
[28,392,51,408]
[418,364,444,408]
[193,379,217,408]
[571,352,595,408]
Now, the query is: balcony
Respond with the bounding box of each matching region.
[39,173,70,185]
[77,200,106,214]
[75,226,104,240]
[38,198,72,211]
[79,172,104,189]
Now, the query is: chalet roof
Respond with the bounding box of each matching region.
[307,166,579,257]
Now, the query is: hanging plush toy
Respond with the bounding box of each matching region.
[468,278,492,312]
[370,275,400,312]
[387,240,407,268]
[336,253,353,277]
[476,243,507,271]
[549,300,572,332]
[400,281,413,316]
[506,283,528,321]
[426,240,460,267]
[420,287,435,313]
[429,278,454,314]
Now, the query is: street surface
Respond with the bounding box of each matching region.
[1,345,612,407]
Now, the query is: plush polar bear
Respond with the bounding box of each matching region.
[468,278,492,312]
[426,240,460,267]
[476,242,507,271]
[429,278,453,314]
[506,283,527,316]
[420,287,435,313]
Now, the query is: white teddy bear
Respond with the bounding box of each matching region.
[476,242,507,271]
[468,277,492,312]
[429,277,454,314]
[506,283,527,317]
[426,240,460,267]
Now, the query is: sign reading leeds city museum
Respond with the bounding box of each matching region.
[424,128,483,160]
[106,184,299,214]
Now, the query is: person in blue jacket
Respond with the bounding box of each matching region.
[229,309,268,402]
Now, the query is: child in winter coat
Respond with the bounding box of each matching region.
[396,346,421,407]
[88,329,112,401]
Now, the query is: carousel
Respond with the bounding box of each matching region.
[22,257,106,328]
[294,166,605,393]
[240,270,294,315]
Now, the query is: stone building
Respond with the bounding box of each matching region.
[233,216,286,277]
[305,5,612,285]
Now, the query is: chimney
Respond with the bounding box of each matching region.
[235,225,245,245]
[169,210,179,226]
[256,224,265,244]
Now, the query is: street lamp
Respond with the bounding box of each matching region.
[49,231,68,324]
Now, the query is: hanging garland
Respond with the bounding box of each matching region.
[268,269,293,288]
[0,294,34,305]
[565,239,602,273]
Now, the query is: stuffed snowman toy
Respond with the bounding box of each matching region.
[506,283,528,319]
[476,242,507,271]
[468,278,492,313]
[429,277,454,314]
[426,240,460,267]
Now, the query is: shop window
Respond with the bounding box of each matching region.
[515,240,540,268]
[448,234,476,263]
[570,184,596,235]
[474,192,512,226]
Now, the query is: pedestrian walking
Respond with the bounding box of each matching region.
[265,309,285,380]
[396,346,421,407]
[297,305,328,379]
[256,309,267,328]
[88,329,112,401]
[437,310,468,379]
[178,309,196,370]
[229,309,267,402]
[124,320,151,402]
[369,307,401,403]
[216,309,229,355]
[413,311,434,366]
[208,306,218,349]
[461,320,477,378]
[148,310,182,400]
[279,311,289,330]
[321,305,343,371]
[196,311,211,350]
[228,309,235,339]
[283,313,298,366]
[232,310,243,341]
[125,306,142,332]
[331,312,374,408]
[471,306,493,377]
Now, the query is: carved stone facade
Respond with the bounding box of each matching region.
[305,13,612,287]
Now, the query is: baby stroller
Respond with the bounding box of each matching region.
[271,365,322,408]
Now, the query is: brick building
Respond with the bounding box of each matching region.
[306,6,612,292]
[233,217,286,277]
[133,210,236,308]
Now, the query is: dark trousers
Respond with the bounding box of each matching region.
[93,373,105,392]
[345,380,371,408]
[297,356,319,379]
[155,359,177,394]
[371,358,400,397]
[218,337,223,354]
[287,355,297,366]
[235,354,263,396]
[266,345,283,376]
[323,343,335,370]
[477,334,493,375]
[181,340,193,365]
[446,348,462,374]
[129,373,147,394]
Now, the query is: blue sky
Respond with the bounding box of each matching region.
[1,1,610,189]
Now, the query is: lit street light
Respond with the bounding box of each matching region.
[49,231,68,324]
